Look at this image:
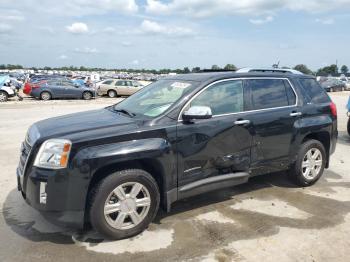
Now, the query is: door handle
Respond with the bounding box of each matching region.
[290,112,302,117]
[234,120,250,125]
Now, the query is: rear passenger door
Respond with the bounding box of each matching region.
[245,78,300,174]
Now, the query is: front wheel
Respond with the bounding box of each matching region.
[89,169,160,239]
[347,118,350,136]
[288,139,326,187]
[0,91,8,102]
[82,91,92,100]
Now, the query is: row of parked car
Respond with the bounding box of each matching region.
[319,78,350,92]
[21,76,149,101]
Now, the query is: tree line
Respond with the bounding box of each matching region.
[0,63,349,76]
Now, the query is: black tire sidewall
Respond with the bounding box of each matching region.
[291,140,326,186]
[347,118,350,137]
[89,169,160,239]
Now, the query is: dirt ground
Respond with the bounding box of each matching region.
[0,93,349,262]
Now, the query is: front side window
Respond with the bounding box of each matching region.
[248,79,290,110]
[189,80,244,115]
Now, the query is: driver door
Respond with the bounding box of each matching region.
[176,79,253,187]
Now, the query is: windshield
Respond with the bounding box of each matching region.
[113,79,199,118]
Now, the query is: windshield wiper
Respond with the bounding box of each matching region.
[113,108,136,118]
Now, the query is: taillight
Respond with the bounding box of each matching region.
[330,102,337,117]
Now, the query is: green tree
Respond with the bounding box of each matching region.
[191,67,201,73]
[317,64,338,76]
[183,67,190,74]
[293,64,313,75]
[211,65,221,70]
[224,64,237,71]
[341,65,349,74]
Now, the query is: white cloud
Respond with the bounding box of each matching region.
[249,16,274,25]
[58,55,68,60]
[103,27,115,33]
[4,0,138,17]
[121,41,132,47]
[0,23,12,34]
[66,22,89,34]
[146,0,350,18]
[131,59,139,65]
[140,20,193,37]
[315,18,335,25]
[74,47,99,54]
[0,9,24,21]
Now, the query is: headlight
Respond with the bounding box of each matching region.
[34,139,72,169]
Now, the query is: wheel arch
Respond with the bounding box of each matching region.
[301,131,331,167]
[84,158,167,226]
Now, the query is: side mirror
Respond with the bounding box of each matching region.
[182,106,213,121]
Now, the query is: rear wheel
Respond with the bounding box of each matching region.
[0,91,8,102]
[108,90,117,98]
[82,91,92,100]
[288,139,326,186]
[347,118,350,136]
[89,169,160,239]
[40,91,51,101]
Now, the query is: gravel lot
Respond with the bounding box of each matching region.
[0,93,349,262]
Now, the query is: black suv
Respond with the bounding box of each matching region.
[17,71,338,239]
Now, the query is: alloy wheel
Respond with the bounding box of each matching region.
[0,92,7,102]
[301,148,323,180]
[104,182,151,230]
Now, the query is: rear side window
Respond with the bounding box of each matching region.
[298,78,330,103]
[247,79,292,110]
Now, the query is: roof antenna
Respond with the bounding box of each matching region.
[272,61,280,69]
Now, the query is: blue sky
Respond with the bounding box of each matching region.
[0,0,349,70]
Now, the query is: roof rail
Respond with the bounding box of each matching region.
[236,68,303,75]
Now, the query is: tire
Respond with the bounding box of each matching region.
[89,169,160,240]
[288,139,326,187]
[108,90,117,98]
[330,88,334,92]
[82,91,92,100]
[0,91,8,102]
[347,118,350,137]
[40,91,51,101]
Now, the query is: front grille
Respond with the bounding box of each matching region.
[18,140,32,176]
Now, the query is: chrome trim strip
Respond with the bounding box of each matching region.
[178,77,298,122]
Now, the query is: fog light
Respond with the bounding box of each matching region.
[40,182,47,204]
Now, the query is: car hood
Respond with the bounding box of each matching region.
[33,108,139,141]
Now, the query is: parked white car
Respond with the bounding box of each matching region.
[0,85,15,102]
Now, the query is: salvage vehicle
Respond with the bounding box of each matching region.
[97,79,144,97]
[0,75,16,102]
[17,71,338,239]
[30,80,96,100]
[321,79,346,92]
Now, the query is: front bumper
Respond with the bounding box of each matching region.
[17,167,86,229]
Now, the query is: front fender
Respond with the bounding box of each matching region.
[72,138,175,186]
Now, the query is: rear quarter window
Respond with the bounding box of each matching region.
[298,78,330,103]
[247,79,290,110]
